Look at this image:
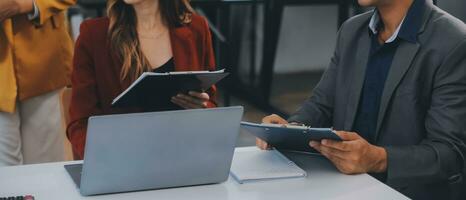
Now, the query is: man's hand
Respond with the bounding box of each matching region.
[310,131,387,174]
[171,91,210,109]
[256,114,289,150]
[0,0,34,21]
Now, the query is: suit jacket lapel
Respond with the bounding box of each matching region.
[375,42,420,140]
[170,25,194,71]
[343,31,371,131]
[374,0,433,141]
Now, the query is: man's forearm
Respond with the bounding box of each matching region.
[385,143,463,186]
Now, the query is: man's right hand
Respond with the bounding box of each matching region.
[255,114,289,150]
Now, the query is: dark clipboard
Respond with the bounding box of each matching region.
[111,70,229,109]
[241,122,342,153]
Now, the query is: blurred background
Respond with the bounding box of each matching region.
[66,0,466,149]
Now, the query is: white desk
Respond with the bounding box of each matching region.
[0,147,408,200]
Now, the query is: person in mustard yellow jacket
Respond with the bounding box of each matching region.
[0,0,75,166]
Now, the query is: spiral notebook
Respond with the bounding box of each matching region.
[230,147,307,184]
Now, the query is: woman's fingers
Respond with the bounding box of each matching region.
[175,94,207,107]
[171,91,212,109]
[188,91,210,100]
[171,96,202,109]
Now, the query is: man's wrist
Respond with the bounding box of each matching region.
[371,146,388,173]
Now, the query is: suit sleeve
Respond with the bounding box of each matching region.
[66,21,102,160]
[201,17,218,108]
[287,24,345,127]
[34,0,76,25]
[385,39,466,186]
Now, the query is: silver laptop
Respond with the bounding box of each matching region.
[65,106,243,196]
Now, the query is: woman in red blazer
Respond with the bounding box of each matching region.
[68,0,217,159]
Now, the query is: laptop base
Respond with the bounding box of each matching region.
[64,164,83,188]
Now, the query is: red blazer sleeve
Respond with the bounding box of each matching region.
[201,17,218,108]
[66,21,102,159]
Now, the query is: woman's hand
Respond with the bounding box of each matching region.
[171,91,210,109]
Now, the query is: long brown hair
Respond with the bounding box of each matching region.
[107,0,194,81]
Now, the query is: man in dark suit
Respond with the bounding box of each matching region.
[257,0,466,199]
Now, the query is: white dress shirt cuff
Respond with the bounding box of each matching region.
[27,0,40,21]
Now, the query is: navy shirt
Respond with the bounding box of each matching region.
[352,0,425,142]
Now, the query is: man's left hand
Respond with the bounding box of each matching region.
[310,131,387,175]
[0,0,34,22]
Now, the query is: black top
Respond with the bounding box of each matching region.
[152,57,175,73]
[148,57,181,111]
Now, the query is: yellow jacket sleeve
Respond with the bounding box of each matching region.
[35,0,77,25]
[0,20,18,113]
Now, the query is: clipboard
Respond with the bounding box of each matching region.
[241,122,342,153]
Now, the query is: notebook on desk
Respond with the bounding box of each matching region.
[230,147,307,184]
[111,69,229,109]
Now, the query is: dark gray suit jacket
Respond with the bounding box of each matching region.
[288,1,466,199]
